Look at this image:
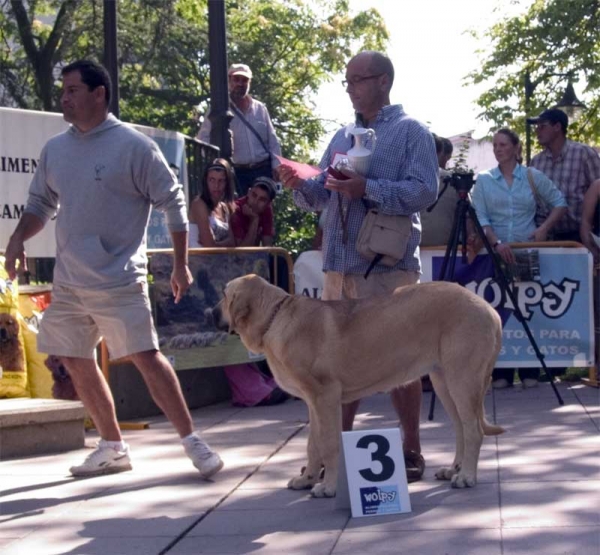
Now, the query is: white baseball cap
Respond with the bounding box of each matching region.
[228,63,252,79]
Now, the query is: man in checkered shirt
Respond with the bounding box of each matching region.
[280,51,439,483]
[527,108,600,242]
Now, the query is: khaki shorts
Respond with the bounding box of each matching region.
[38,282,159,360]
[322,270,420,301]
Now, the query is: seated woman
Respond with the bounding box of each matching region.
[189,158,236,248]
[472,127,567,389]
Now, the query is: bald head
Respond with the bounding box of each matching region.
[350,51,395,92]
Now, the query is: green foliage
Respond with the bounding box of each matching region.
[0,0,388,251]
[273,189,318,259]
[467,0,600,146]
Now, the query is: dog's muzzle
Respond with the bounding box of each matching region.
[205,306,232,333]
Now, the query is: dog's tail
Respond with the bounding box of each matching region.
[480,397,505,436]
[481,417,505,436]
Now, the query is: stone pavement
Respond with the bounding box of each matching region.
[0,381,598,555]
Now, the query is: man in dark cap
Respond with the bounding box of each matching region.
[527,108,600,242]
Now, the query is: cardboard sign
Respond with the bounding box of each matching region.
[340,428,411,518]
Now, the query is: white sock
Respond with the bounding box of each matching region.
[102,439,127,451]
[181,432,199,444]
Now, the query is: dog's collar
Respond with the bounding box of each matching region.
[264,296,287,335]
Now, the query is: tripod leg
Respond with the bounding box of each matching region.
[427,391,436,421]
[437,200,464,282]
[430,200,470,420]
[466,204,564,406]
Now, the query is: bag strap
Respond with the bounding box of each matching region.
[359,200,383,280]
[229,101,271,156]
[526,168,545,211]
[337,193,350,245]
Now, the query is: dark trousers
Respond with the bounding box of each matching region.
[234,159,272,197]
[553,231,581,242]
[493,368,540,384]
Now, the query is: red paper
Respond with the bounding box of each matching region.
[275,155,322,179]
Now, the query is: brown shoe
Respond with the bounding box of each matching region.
[404,450,425,483]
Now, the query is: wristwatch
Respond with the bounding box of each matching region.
[493,240,502,249]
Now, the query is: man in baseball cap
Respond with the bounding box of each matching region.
[528,104,599,242]
[228,63,253,79]
[197,63,281,196]
[526,108,568,132]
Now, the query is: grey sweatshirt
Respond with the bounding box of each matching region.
[25,114,188,289]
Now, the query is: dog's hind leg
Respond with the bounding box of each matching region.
[429,368,464,482]
[450,402,483,488]
[443,367,487,488]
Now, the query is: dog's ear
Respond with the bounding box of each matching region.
[227,291,250,333]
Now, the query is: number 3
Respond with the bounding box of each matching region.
[356,434,395,482]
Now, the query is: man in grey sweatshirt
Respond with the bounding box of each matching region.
[4,60,223,479]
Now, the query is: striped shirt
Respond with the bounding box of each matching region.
[198,97,281,168]
[293,105,438,275]
[530,140,600,234]
[472,165,567,243]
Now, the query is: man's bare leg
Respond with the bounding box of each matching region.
[342,400,361,432]
[61,356,121,441]
[129,349,193,438]
[390,380,422,453]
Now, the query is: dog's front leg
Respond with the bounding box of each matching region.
[288,405,322,491]
[308,386,342,498]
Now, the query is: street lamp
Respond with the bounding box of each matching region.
[554,80,586,120]
[207,0,233,159]
[524,71,586,164]
[103,0,119,118]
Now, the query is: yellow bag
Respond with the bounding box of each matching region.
[19,294,53,398]
[0,256,29,397]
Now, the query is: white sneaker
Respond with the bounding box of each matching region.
[70,440,132,477]
[492,378,510,389]
[183,434,224,479]
[522,378,539,388]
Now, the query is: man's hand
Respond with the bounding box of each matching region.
[494,243,516,265]
[4,236,27,281]
[325,168,366,200]
[170,264,193,304]
[529,227,548,242]
[242,203,259,220]
[278,164,305,190]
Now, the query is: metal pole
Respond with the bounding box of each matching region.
[207,0,232,159]
[103,0,119,118]
[524,71,533,165]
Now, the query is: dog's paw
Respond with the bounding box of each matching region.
[435,467,455,481]
[450,473,476,488]
[310,482,336,498]
[287,475,315,490]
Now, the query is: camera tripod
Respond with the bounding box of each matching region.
[428,188,564,421]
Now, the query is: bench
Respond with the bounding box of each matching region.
[0,398,86,460]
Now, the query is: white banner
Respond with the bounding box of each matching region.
[294,250,324,299]
[0,107,188,256]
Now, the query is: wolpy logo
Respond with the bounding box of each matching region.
[360,486,401,515]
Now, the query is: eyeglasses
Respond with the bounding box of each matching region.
[342,73,384,87]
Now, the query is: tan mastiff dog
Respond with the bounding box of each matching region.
[211,274,504,497]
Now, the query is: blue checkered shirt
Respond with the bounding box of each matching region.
[294,105,438,275]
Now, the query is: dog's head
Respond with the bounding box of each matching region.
[208,274,287,351]
[0,313,19,344]
[209,274,263,335]
[45,355,70,381]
